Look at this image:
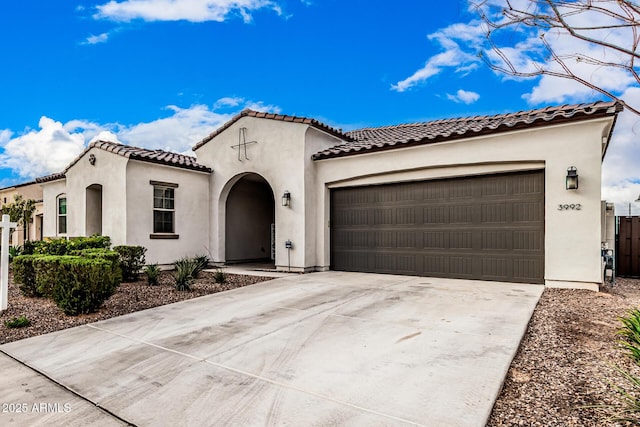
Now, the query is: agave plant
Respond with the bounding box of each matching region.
[619,309,640,363]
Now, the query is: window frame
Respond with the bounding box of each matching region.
[150,181,179,239]
[57,194,67,235]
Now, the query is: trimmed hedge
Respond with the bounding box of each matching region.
[28,236,112,256]
[52,257,118,315]
[13,237,148,316]
[13,251,122,315]
[113,245,147,282]
[13,255,39,297]
[71,249,123,285]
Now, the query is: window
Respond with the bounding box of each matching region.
[57,195,67,234]
[153,186,175,234]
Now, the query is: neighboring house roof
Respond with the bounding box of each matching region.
[193,109,353,151]
[312,101,624,160]
[36,140,212,183]
[0,180,38,191]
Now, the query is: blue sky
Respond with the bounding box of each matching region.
[0,0,639,212]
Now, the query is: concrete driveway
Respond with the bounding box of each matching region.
[0,272,542,426]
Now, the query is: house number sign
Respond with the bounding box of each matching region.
[558,204,582,211]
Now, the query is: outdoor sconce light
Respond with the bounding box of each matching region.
[566,166,579,190]
[282,190,291,207]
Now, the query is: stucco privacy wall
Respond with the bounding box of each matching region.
[125,160,210,265]
[194,116,341,271]
[65,148,129,244]
[313,118,615,289]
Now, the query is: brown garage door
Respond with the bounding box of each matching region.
[330,170,545,284]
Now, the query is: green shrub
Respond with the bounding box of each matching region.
[8,245,22,262]
[619,309,640,363]
[22,240,36,255]
[71,249,122,284]
[606,366,640,423]
[35,256,119,315]
[192,254,209,278]
[13,255,40,297]
[67,235,111,251]
[174,257,198,291]
[213,268,227,284]
[144,264,160,286]
[13,246,122,316]
[4,315,30,328]
[113,245,147,282]
[31,236,112,256]
[33,238,69,256]
[33,255,77,298]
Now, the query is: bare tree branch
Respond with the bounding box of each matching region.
[474,0,640,116]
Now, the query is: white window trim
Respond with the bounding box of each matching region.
[57,194,67,236]
[151,181,179,239]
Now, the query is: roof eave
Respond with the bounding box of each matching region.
[193,109,354,151]
[128,155,212,173]
[313,103,624,160]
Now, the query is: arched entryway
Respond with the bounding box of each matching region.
[85,184,103,236]
[225,173,275,263]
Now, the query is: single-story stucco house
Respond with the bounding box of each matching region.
[36,100,622,290]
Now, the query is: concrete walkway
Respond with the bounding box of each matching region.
[0,272,543,426]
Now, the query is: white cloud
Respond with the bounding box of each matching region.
[0,117,86,179]
[0,98,280,181]
[447,89,480,104]
[0,129,12,145]
[602,86,640,212]
[94,0,282,23]
[213,96,244,109]
[242,100,281,113]
[391,21,485,92]
[84,32,110,45]
[117,104,233,152]
[90,131,121,144]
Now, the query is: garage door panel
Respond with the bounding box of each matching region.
[481,230,511,251]
[513,230,543,251]
[513,258,544,281]
[424,206,449,223]
[513,202,544,223]
[330,171,545,284]
[450,205,474,224]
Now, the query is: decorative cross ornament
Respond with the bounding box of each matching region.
[231,127,257,161]
[0,214,17,311]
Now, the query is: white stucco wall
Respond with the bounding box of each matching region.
[195,116,333,271]
[41,179,67,239]
[313,117,616,289]
[63,148,129,245]
[125,160,211,265]
[303,127,345,268]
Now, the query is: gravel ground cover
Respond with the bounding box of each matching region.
[488,277,640,426]
[2,270,640,424]
[0,270,273,345]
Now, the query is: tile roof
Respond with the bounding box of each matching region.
[37,141,212,183]
[312,101,624,160]
[35,172,66,184]
[85,140,211,172]
[193,109,353,150]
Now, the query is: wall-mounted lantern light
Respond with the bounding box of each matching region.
[282,190,291,207]
[566,166,579,190]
